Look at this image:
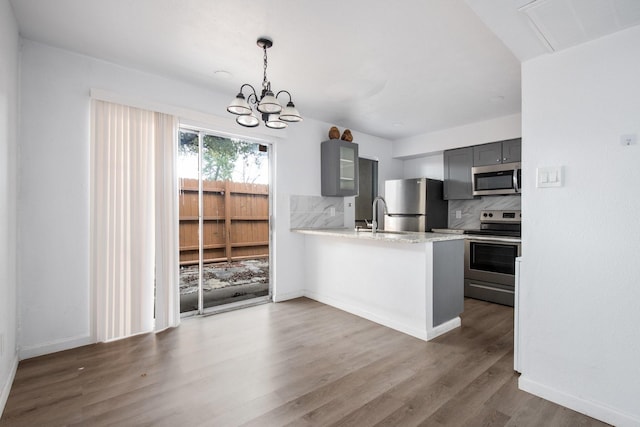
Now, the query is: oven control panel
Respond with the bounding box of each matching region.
[480,210,521,223]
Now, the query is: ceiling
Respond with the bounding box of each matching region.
[8,0,640,140]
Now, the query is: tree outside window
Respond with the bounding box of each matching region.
[179,132,267,183]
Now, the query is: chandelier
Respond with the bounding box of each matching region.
[227,37,302,129]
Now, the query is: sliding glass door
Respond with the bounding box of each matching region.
[178,128,271,315]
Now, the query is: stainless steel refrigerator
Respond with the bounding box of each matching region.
[384,178,448,232]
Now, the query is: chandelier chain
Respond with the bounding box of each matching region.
[262,45,269,90]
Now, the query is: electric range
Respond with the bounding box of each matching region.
[464,210,521,306]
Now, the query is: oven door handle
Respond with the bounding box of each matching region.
[513,167,519,193]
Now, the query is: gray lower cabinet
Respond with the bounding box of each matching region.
[321,139,359,197]
[433,239,464,327]
[473,138,521,166]
[443,147,474,200]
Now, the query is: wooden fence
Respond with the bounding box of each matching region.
[179,179,269,265]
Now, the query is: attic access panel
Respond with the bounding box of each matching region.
[517,0,640,51]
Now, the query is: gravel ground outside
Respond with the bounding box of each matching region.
[179,259,269,312]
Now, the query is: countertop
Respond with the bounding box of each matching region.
[293,228,520,244]
[292,228,467,244]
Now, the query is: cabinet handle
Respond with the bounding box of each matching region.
[503,157,507,161]
[496,158,500,162]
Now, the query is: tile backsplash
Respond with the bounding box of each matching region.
[448,195,521,229]
[290,195,345,229]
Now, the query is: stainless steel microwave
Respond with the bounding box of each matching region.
[472,162,521,196]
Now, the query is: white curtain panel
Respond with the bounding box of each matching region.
[153,113,180,332]
[91,100,179,342]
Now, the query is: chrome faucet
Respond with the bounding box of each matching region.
[371,196,388,234]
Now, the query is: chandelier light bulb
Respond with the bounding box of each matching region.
[279,101,302,122]
[257,90,282,114]
[265,114,288,129]
[227,93,252,115]
[236,111,260,128]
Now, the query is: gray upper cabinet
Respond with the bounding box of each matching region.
[443,147,474,200]
[502,138,521,163]
[473,138,521,166]
[473,142,502,166]
[321,139,359,197]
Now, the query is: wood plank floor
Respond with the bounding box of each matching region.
[1,298,609,427]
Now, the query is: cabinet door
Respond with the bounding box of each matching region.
[321,139,359,196]
[339,145,356,192]
[443,147,474,200]
[473,142,502,166]
[502,138,521,163]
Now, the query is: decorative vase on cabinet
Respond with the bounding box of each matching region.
[321,139,359,196]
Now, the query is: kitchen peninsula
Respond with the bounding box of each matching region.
[294,229,465,341]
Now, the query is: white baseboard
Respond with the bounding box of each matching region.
[304,291,461,342]
[19,335,93,360]
[427,317,461,340]
[519,376,640,427]
[272,290,305,303]
[304,290,432,341]
[0,354,18,418]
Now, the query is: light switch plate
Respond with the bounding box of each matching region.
[537,166,563,188]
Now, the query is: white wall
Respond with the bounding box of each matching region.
[519,26,640,426]
[393,113,521,159]
[358,131,404,187]
[394,113,521,181]
[402,153,444,180]
[0,0,19,415]
[17,40,400,356]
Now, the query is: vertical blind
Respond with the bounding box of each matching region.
[90,100,179,342]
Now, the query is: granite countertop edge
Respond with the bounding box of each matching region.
[291,228,467,244]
